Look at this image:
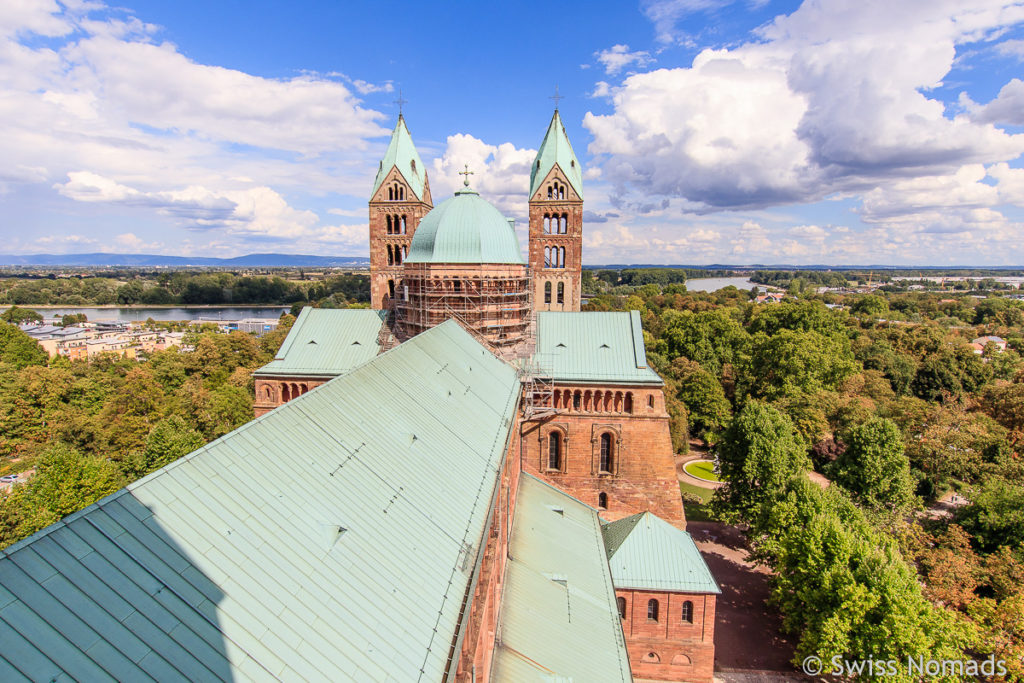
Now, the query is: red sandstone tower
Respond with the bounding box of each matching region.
[528,109,584,312]
[369,115,433,310]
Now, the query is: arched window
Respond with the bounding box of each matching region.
[625,392,633,414]
[401,215,407,233]
[547,185,553,199]
[557,282,565,304]
[400,186,405,200]
[600,433,613,473]
[559,185,565,199]
[543,215,551,234]
[681,600,694,623]
[647,599,659,621]
[544,281,552,303]
[453,278,461,293]
[386,215,393,234]
[402,245,408,259]
[560,214,567,234]
[573,390,581,410]
[617,596,626,619]
[386,245,394,265]
[548,432,561,470]
[262,385,273,401]
[560,247,567,268]
[281,383,290,402]
[648,395,655,409]
[388,279,395,298]
[599,492,608,509]
[544,246,551,268]
[300,383,308,395]
[388,187,393,200]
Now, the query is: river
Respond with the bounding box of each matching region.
[685,276,756,292]
[3,306,292,322]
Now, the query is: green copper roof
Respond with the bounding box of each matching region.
[371,115,428,201]
[0,320,521,682]
[406,187,525,264]
[254,307,385,378]
[529,109,584,200]
[602,512,721,594]
[533,311,663,385]
[491,474,633,682]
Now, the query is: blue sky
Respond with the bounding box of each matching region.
[2,0,1024,265]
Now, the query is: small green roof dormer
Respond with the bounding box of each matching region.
[530,109,584,201]
[371,115,428,202]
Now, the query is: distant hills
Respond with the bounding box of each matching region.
[0,253,370,268]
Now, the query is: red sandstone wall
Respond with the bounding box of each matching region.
[529,167,582,312]
[253,377,328,416]
[454,417,522,682]
[618,589,716,683]
[369,168,432,310]
[522,384,685,529]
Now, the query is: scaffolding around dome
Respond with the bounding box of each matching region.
[394,263,531,347]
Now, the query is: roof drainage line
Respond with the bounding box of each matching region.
[295,402,493,551]
[82,515,283,682]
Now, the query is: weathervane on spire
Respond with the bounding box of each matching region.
[459,164,475,187]
[549,85,563,110]
[394,89,408,116]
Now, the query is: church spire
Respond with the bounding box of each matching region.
[529,109,584,201]
[371,116,428,202]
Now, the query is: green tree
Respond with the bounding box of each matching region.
[659,309,749,376]
[0,306,43,324]
[850,294,889,318]
[713,401,809,530]
[830,418,916,513]
[123,416,205,479]
[670,358,731,443]
[743,330,859,401]
[954,478,1024,553]
[0,322,49,369]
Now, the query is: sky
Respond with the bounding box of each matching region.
[2,0,1024,266]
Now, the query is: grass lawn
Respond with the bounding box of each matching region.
[680,480,718,522]
[684,459,722,482]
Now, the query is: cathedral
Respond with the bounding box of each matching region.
[0,111,719,682]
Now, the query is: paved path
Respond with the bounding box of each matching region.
[677,444,724,490]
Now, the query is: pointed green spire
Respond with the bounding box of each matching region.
[371,115,428,201]
[530,109,584,200]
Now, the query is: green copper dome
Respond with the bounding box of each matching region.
[406,187,525,264]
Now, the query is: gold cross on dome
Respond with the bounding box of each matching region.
[549,85,563,110]
[459,164,474,187]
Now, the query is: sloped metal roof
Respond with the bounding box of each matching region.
[491,473,633,682]
[254,307,385,378]
[602,512,721,594]
[406,187,525,265]
[0,320,521,682]
[371,115,428,201]
[529,109,584,200]
[533,311,663,385]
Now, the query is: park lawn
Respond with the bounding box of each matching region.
[684,460,722,482]
[680,480,718,522]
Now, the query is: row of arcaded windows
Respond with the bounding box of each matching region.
[547,431,615,473]
[544,245,566,269]
[616,597,695,623]
[554,389,634,414]
[386,244,407,265]
[264,382,309,404]
[543,213,568,234]
[543,281,565,304]
[387,184,405,201]
[547,182,566,200]
[386,214,407,234]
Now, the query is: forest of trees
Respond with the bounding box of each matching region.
[586,283,1024,679]
[0,270,369,307]
[0,315,295,546]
